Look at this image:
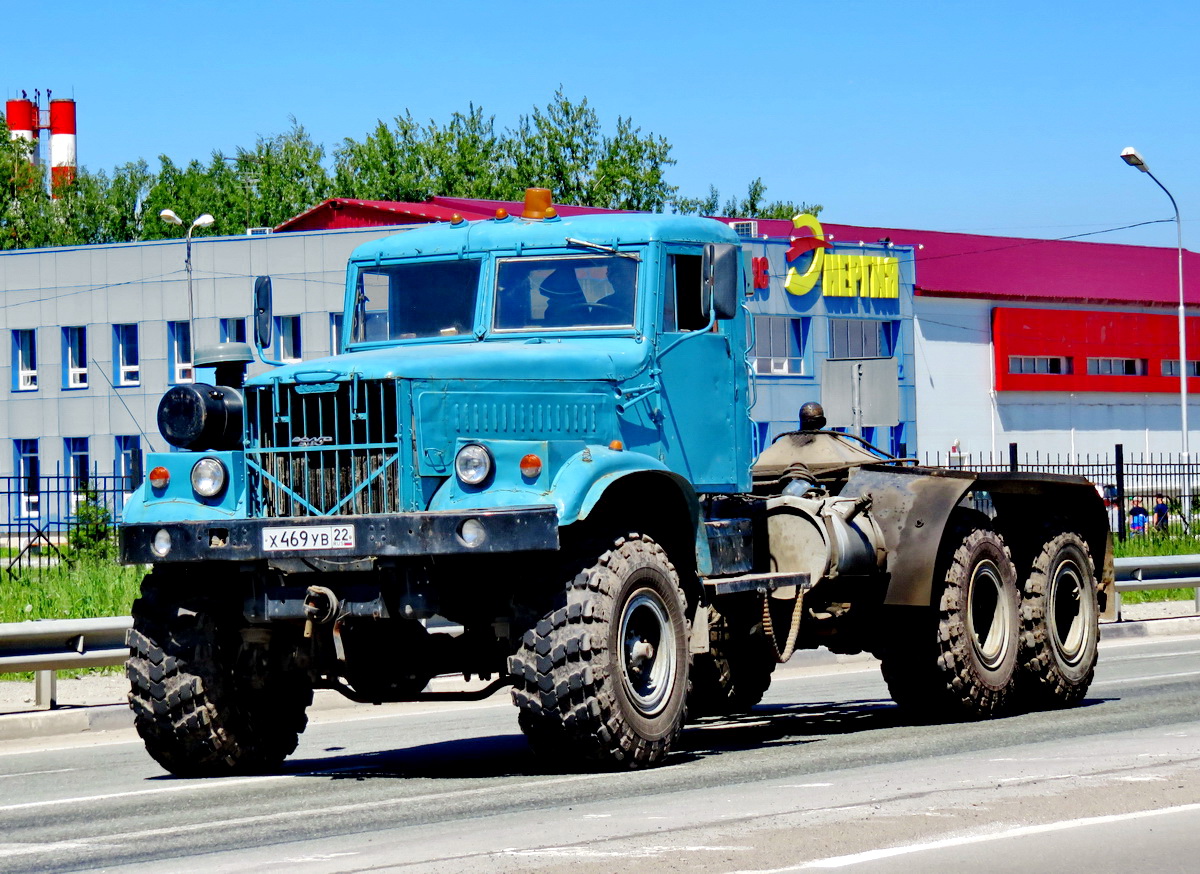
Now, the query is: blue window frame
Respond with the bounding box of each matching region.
[14,439,39,518]
[168,321,193,384]
[62,326,88,389]
[113,324,139,386]
[12,329,37,391]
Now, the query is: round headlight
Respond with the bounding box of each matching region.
[191,457,228,497]
[152,528,172,557]
[454,443,492,486]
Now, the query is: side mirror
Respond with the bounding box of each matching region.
[254,276,273,350]
[703,243,741,320]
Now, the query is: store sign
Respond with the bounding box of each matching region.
[783,214,899,299]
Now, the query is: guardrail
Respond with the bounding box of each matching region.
[0,616,130,709]
[1114,554,1200,615]
[1,556,1199,713]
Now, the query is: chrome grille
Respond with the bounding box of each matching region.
[245,379,402,517]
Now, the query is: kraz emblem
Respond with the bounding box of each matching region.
[291,436,334,447]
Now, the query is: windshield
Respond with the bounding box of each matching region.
[494,255,638,331]
[352,259,481,343]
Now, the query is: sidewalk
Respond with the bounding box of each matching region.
[2,602,1197,742]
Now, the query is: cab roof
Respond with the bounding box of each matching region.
[349,212,739,264]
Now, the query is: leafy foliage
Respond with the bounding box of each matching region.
[66,482,117,562]
[2,92,817,250]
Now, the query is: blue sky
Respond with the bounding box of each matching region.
[6,0,1198,249]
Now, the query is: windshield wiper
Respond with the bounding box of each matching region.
[564,237,638,258]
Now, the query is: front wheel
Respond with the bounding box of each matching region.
[1019,532,1099,708]
[126,574,312,776]
[509,534,691,769]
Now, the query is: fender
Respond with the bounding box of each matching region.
[428,445,712,572]
[841,466,1113,610]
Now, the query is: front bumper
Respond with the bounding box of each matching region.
[120,506,560,564]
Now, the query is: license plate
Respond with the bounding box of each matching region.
[262,525,356,551]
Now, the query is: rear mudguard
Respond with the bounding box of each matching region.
[840,465,1114,612]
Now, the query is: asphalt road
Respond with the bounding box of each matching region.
[2,635,1199,873]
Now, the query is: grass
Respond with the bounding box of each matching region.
[0,560,144,681]
[0,561,144,625]
[1112,531,1199,604]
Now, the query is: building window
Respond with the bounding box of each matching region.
[14,439,39,519]
[64,437,90,516]
[1087,357,1146,376]
[12,329,37,391]
[62,326,88,388]
[829,319,898,359]
[276,315,301,362]
[220,317,246,343]
[330,313,344,354]
[1009,355,1070,375]
[168,321,193,383]
[752,315,810,375]
[113,324,139,386]
[1161,359,1200,377]
[116,435,142,491]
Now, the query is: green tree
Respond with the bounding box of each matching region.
[674,176,822,220]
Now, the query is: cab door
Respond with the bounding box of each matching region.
[652,247,750,492]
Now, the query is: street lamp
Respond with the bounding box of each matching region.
[159,209,215,348]
[1121,147,1190,522]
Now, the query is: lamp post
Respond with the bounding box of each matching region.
[1121,147,1190,525]
[159,209,215,348]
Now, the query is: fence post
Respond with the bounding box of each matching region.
[35,669,56,710]
[1115,443,1126,543]
[1008,442,1019,473]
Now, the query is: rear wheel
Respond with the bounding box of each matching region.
[882,524,1020,719]
[688,605,776,717]
[509,534,691,768]
[1019,532,1099,708]
[127,573,312,776]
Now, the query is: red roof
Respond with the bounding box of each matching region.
[719,217,1199,308]
[274,197,1197,307]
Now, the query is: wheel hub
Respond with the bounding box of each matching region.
[619,588,677,717]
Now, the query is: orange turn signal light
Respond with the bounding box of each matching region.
[495,208,509,220]
[519,453,543,478]
[609,440,624,451]
[521,187,553,219]
[149,466,170,489]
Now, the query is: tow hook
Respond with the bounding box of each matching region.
[303,585,340,638]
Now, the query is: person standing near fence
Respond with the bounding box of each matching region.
[1129,497,1149,534]
[1154,494,1169,532]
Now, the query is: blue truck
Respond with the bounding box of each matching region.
[120,190,1113,776]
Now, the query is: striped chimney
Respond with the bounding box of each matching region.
[49,98,77,192]
[5,98,39,163]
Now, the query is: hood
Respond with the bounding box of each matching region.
[249,336,651,386]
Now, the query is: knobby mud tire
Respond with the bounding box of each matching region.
[508,533,691,769]
[1018,531,1099,708]
[882,525,1020,720]
[688,605,776,718]
[126,582,312,777]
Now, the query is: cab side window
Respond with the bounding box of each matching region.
[664,253,705,332]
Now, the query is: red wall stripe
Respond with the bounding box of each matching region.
[992,307,1200,393]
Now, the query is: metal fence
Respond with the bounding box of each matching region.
[924,443,1198,541]
[2,470,136,579]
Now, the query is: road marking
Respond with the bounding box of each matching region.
[0,771,610,854]
[0,768,74,779]
[1093,669,1200,687]
[1103,648,1200,662]
[504,844,745,859]
[726,801,1200,872]
[0,773,296,813]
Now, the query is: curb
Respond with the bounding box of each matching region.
[1,618,1195,743]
